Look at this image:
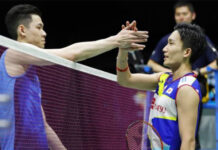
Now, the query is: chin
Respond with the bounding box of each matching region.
[38,44,45,48]
[163,62,171,68]
[163,61,168,66]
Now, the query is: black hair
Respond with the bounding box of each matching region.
[174,23,206,64]
[174,1,195,13]
[5,4,42,40]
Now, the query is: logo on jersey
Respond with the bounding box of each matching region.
[150,97,166,113]
[151,97,156,109]
[166,88,173,94]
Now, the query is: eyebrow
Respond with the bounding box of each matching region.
[168,38,174,42]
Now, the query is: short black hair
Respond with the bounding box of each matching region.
[174,1,195,13]
[5,4,42,40]
[174,23,206,64]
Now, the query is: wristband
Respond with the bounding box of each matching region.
[116,66,129,72]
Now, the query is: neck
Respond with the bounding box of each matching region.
[172,63,192,80]
[17,37,27,43]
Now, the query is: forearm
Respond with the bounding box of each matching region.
[117,50,160,90]
[180,139,195,150]
[45,123,66,150]
[60,36,119,62]
[147,59,171,73]
[50,27,147,62]
[198,60,217,75]
[116,49,131,86]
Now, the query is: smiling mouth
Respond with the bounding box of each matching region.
[164,56,168,60]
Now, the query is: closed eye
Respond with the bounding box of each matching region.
[37,26,42,30]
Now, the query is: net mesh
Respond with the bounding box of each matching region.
[0,37,150,150]
[38,65,142,149]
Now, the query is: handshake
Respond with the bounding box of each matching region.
[115,20,149,51]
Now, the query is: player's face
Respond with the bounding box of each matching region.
[174,6,195,24]
[23,14,47,48]
[162,30,185,69]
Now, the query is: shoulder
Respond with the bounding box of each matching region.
[158,72,171,81]
[176,85,200,106]
[155,34,170,46]
[205,35,212,42]
[178,75,200,94]
[5,49,27,76]
[158,34,170,43]
[5,49,24,66]
[152,34,171,57]
[163,33,171,39]
[176,75,200,103]
[205,35,216,52]
[178,75,197,87]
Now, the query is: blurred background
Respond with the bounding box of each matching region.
[0,0,217,149]
[0,0,218,74]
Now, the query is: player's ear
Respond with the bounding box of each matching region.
[192,12,196,21]
[184,48,192,58]
[17,25,26,39]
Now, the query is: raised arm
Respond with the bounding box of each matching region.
[53,28,148,62]
[176,86,200,150]
[6,21,148,66]
[116,49,161,91]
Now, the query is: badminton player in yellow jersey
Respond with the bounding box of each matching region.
[117,23,206,150]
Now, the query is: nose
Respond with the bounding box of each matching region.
[163,44,168,53]
[179,17,184,22]
[42,29,47,37]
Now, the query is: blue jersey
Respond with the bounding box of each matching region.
[0,51,48,150]
[150,34,217,69]
[148,72,201,150]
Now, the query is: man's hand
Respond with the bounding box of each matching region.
[115,20,149,51]
[122,20,138,31]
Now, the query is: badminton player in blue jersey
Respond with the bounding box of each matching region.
[117,23,206,150]
[0,4,148,150]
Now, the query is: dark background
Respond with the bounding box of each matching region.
[0,0,218,74]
